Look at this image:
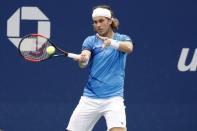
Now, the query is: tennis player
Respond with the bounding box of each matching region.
[67,5,134,131]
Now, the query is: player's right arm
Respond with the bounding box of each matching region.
[78,49,91,68]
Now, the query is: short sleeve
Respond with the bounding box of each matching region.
[82,36,93,51]
[120,34,132,42]
[119,34,135,46]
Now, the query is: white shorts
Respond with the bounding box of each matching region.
[66,96,126,131]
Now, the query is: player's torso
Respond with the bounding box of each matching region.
[83,33,128,98]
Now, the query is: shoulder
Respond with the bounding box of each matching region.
[114,33,132,41]
[82,35,98,50]
[83,34,99,46]
[84,35,97,42]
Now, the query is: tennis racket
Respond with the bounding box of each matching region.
[18,34,80,62]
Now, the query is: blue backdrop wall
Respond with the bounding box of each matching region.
[0,0,197,131]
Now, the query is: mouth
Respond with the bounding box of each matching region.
[97,28,103,33]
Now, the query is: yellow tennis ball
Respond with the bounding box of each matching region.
[46,46,55,55]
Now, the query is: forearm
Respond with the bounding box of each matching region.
[97,34,134,53]
[118,41,134,54]
[110,39,133,54]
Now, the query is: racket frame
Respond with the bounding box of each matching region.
[18,33,80,62]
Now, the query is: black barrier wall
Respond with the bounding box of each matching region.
[0,0,197,131]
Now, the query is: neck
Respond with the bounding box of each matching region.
[106,30,114,38]
[102,29,114,38]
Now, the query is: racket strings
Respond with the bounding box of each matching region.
[19,35,52,62]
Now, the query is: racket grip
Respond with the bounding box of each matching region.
[67,53,80,59]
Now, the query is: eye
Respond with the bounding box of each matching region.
[99,19,104,23]
[93,21,97,24]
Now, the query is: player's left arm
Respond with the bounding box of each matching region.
[104,39,134,54]
[117,41,133,54]
[97,35,134,54]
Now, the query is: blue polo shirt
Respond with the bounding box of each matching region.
[82,33,132,98]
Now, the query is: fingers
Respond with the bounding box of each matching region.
[73,55,85,62]
[80,54,87,62]
[96,34,112,48]
[75,52,88,63]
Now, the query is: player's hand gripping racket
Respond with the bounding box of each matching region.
[18,34,80,62]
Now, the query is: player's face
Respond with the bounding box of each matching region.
[93,16,112,36]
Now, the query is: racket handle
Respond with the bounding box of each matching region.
[67,53,80,59]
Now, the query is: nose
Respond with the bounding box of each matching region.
[95,22,101,28]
